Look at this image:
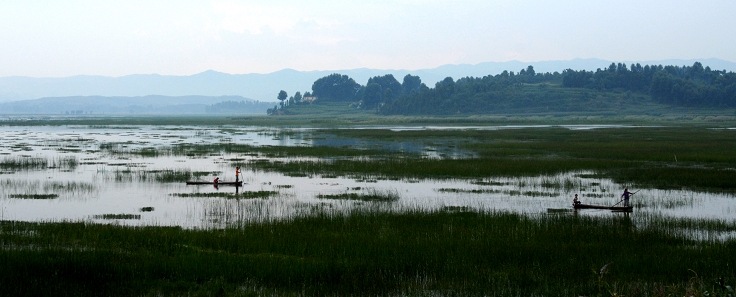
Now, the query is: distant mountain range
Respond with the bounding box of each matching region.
[1,58,734,105]
[0,95,274,115]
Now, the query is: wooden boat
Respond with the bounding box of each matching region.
[573,203,633,211]
[186,181,243,186]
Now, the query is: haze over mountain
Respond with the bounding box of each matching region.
[2,59,734,104]
[0,95,274,115]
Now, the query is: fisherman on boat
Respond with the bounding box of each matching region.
[235,166,241,183]
[213,177,219,184]
[573,194,581,207]
[620,188,634,207]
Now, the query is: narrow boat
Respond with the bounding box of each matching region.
[186,181,243,186]
[573,203,632,211]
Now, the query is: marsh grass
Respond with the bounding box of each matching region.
[547,208,573,213]
[1,210,735,296]
[610,166,736,191]
[42,181,96,193]
[1,180,96,198]
[0,156,78,171]
[316,188,400,202]
[101,139,398,159]
[471,180,508,186]
[8,194,59,199]
[47,156,79,169]
[540,175,580,190]
[92,214,141,220]
[437,188,502,194]
[170,191,278,199]
[0,156,47,170]
[520,190,560,197]
[634,191,702,209]
[111,168,216,182]
[241,127,736,192]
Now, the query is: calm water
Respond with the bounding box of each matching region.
[1,125,734,230]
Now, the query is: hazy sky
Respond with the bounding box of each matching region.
[2,0,735,77]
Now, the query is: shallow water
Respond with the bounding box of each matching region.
[1,125,734,230]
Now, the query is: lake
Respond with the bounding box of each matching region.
[1,124,734,234]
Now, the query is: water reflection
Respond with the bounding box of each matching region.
[0,125,734,233]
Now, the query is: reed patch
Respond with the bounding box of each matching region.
[92,214,141,220]
[9,194,59,199]
[170,191,278,199]
[109,168,217,182]
[317,188,400,202]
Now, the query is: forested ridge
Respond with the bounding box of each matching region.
[274,62,736,115]
[563,62,736,108]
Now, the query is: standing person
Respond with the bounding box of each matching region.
[235,166,241,183]
[620,188,634,207]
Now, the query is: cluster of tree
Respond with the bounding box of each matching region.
[275,62,736,116]
[360,74,426,109]
[306,73,428,109]
[274,67,564,115]
[271,90,314,113]
[380,67,563,114]
[563,62,736,107]
[273,73,428,111]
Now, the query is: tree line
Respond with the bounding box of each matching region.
[274,62,736,115]
[562,62,736,107]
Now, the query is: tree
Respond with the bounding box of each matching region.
[402,74,423,95]
[367,74,402,97]
[277,90,288,108]
[562,69,593,88]
[293,91,302,104]
[362,83,383,109]
[311,74,361,101]
[435,77,455,99]
[383,88,394,102]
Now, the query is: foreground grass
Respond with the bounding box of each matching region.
[1,210,735,296]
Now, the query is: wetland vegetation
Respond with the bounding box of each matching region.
[1,118,735,296]
[2,210,736,296]
[170,191,279,199]
[316,188,400,202]
[0,155,78,171]
[242,126,736,193]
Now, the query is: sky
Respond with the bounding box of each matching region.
[1,0,735,77]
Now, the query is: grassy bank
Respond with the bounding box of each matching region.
[3,105,736,127]
[1,210,735,296]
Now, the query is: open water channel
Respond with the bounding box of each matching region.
[1,124,735,232]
